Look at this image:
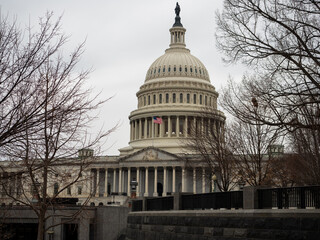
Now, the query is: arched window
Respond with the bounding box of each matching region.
[195,68,198,73]
[205,96,208,105]
[166,93,169,103]
[173,93,176,103]
[180,93,183,103]
[159,94,162,104]
[200,95,203,104]
[185,67,188,72]
[158,68,160,73]
[190,67,193,73]
[179,66,182,72]
[174,66,176,72]
[153,94,156,104]
[148,95,150,105]
[187,94,190,103]
[193,94,197,104]
[168,66,171,72]
[163,67,165,72]
[144,96,146,106]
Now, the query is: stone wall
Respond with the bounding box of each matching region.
[126,209,320,240]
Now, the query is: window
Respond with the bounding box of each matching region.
[67,186,71,195]
[174,66,176,72]
[185,67,187,72]
[195,68,198,73]
[78,186,82,195]
[187,94,190,103]
[179,66,182,72]
[168,66,171,72]
[148,95,150,105]
[144,96,146,106]
[158,68,160,73]
[163,67,165,72]
[159,94,162,104]
[54,183,59,195]
[199,69,202,74]
[193,94,197,104]
[180,93,183,103]
[205,96,207,105]
[200,95,203,104]
[166,93,169,103]
[190,67,193,72]
[173,93,176,103]
[153,94,156,104]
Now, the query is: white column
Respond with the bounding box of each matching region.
[144,118,148,138]
[135,120,139,140]
[127,168,131,196]
[136,168,140,197]
[184,116,188,137]
[172,167,176,193]
[182,167,186,192]
[119,168,122,193]
[144,167,149,197]
[159,116,163,137]
[153,167,158,196]
[193,167,196,194]
[151,120,155,138]
[113,168,116,193]
[163,167,167,196]
[139,120,142,139]
[104,169,108,196]
[202,168,206,193]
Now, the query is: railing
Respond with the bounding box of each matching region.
[131,199,143,212]
[258,186,320,209]
[181,191,243,210]
[146,196,174,211]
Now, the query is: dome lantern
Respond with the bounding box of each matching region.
[169,2,186,49]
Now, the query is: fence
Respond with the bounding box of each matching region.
[131,199,143,212]
[258,186,320,209]
[181,191,243,210]
[146,196,174,211]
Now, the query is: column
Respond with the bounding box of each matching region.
[182,167,186,192]
[127,168,131,196]
[163,167,167,196]
[96,169,101,197]
[172,167,176,193]
[168,116,172,137]
[135,120,139,140]
[144,167,149,197]
[113,168,116,193]
[176,116,180,137]
[193,167,196,194]
[144,118,148,138]
[193,117,196,134]
[139,120,142,139]
[152,120,155,138]
[202,168,206,193]
[130,122,133,141]
[90,169,94,195]
[104,169,108,196]
[153,167,158,197]
[184,116,188,137]
[159,116,163,137]
[119,168,122,193]
[136,167,140,197]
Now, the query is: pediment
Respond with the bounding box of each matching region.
[119,147,180,162]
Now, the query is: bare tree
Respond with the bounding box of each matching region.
[185,110,238,192]
[215,0,320,130]
[0,13,114,240]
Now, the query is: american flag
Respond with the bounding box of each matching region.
[153,116,162,124]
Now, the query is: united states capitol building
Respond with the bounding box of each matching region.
[0,5,225,207]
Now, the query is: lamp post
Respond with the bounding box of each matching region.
[130,178,138,198]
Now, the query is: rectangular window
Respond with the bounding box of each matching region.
[144,96,146,106]
[205,96,207,105]
[200,95,202,104]
[173,93,176,103]
[166,93,169,103]
[193,94,197,104]
[153,94,156,104]
[148,95,150,105]
[187,94,190,103]
[159,94,162,104]
[180,93,183,103]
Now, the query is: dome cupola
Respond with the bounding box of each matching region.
[119,3,225,156]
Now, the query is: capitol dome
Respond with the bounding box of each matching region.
[119,4,225,156]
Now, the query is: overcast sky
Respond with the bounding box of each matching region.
[1,0,245,155]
